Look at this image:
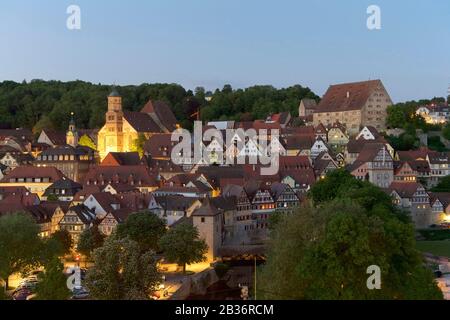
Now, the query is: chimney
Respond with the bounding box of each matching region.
[346,91,350,98]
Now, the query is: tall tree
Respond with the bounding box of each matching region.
[262,170,442,300]
[115,211,166,252]
[40,230,73,266]
[0,213,42,291]
[35,257,71,300]
[259,200,442,300]
[50,229,73,255]
[159,223,207,273]
[77,226,105,260]
[85,237,160,300]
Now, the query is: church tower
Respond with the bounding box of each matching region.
[66,112,79,147]
[98,87,124,159]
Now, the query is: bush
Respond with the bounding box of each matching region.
[418,229,450,241]
[428,136,448,152]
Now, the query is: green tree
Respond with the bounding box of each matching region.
[35,257,71,300]
[159,223,208,274]
[431,175,450,192]
[115,211,166,252]
[48,230,72,256]
[385,132,420,151]
[428,136,447,152]
[0,213,42,291]
[443,124,450,141]
[77,226,105,260]
[85,237,160,300]
[131,133,147,158]
[268,210,288,231]
[78,134,97,150]
[259,200,442,300]
[32,115,54,135]
[46,194,59,202]
[262,171,442,300]
[308,169,359,204]
[40,231,72,266]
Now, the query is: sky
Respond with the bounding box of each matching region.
[0,0,449,102]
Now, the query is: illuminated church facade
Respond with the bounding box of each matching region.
[97,88,178,160]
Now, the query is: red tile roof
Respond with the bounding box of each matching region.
[253,120,282,131]
[355,143,388,162]
[388,182,424,198]
[73,185,101,202]
[123,111,162,133]
[116,191,153,211]
[281,126,315,137]
[143,134,175,159]
[346,138,387,154]
[283,136,314,150]
[315,123,328,134]
[84,165,158,187]
[42,130,66,146]
[101,152,142,166]
[397,147,431,161]
[279,156,312,170]
[88,192,120,213]
[430,193,450,209]
[280,168,316,187]
[141,100,178,132]
[316,80,384,113]
[0,166,65,182]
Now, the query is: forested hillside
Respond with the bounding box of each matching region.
[0,80,319,132]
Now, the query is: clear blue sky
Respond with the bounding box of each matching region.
[0,0,449,102]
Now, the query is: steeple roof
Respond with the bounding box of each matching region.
[69,112,75,127]
[108,87,120,97]
[192,197,220,216]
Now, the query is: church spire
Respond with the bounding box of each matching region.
[66,112,78,147]
[69,112,75,129]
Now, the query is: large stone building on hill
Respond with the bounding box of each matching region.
[313,80,393,136]
[97,88,179,160]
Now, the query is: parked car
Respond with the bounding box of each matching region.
[71,287,90,300]
[12,289,32,301]
[22,275,39,282]
[18,279,39,291]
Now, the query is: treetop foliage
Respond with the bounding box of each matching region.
[0,80,319,132]
[259,172,443,299]
[85,237,160,300]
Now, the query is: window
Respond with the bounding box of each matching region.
[201,217,205,223]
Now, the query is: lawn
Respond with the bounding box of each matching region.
[417,241,450,258]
